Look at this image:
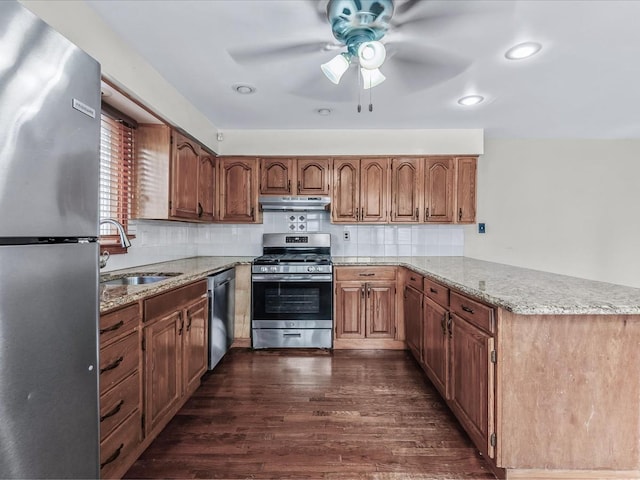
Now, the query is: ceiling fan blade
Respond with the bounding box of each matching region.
[384,42,471,92]
[391,1,514,32]
[393,0,422,17]
[228,41,333,65]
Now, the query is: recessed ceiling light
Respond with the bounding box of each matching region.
[233,84,256,94]
[317,108,332,116]
[505,42,542,60]
[457,95,484,106]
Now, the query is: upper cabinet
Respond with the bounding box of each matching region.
[134,125,216,223]
[390,157,422,223]
[332,158,389,223]
[259,157,330,196]
[218,157,260,223]
[455,156,477,224]
[424,157,455,223]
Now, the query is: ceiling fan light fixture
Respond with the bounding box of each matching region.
[358,41,386,70]
[457,95,484,106]
[505,42,542,60]
[361,67,386,89]
[321,53,351,84]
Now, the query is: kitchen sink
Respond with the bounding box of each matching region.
[100,272,181,286]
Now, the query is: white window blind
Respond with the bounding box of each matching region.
[99,110,134,239]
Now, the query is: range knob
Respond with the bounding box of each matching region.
[260,266,268,273]
[271,266,278,273]
[307,266,317,272]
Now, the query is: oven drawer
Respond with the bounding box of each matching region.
[252,328,332,349]
[252,319,333,329]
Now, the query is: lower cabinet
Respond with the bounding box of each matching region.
[99,280,210,479]
[404,272,496,461]
[143,280,208,438]
[99,303,143,480]
[335,267,397,343]
[403,281,423,362]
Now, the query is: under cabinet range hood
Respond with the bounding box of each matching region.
[259,196,330,212]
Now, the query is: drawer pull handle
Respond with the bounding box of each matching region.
[430,288,438,294]
[283,333,302,337]
[100,356,124,374]
[461,305,475,314]
[100,443,124,469]
[359,273,375,277]
[100,400,124,422]
[410,276,417,281]
[100,320,124,335]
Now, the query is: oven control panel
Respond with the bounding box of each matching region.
[252,264,333,274]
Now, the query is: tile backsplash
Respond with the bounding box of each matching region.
[102,212,464,271]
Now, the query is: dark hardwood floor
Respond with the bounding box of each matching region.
[125,349,495,479]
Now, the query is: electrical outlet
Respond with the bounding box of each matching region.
[478,223,486,234]
[343,231,350,241]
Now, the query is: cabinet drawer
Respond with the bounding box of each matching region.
[100,303,140,345]
[450,291,494,334]
[424,278,450,307]
[100,410,142,480]
[336,266,396,281]
[405,270,423,291]
[100,371,141,441]
[100,332,139,395]
[144,280,207,321]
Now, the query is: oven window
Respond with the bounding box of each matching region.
[252,280,332,321]
[265,286,320,314]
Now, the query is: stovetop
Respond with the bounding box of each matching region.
[253,253,332,265]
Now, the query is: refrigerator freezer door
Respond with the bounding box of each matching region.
[0,243,99,478]
[0,2,100,238]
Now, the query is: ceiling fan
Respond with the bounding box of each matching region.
[228,0,507,99]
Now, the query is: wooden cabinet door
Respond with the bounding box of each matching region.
[423,297,449,398]
[335,282,365,338]
[218,157,259,223]
[332,159,360,223]
[360,158,389,223]
[449,314,495,459]
[170,133,200,220]
[365,282,396,338]
[297,158,330,195]
[424,157,454,223]
[144,310,182,436]
[403,285,423,362]
[183,296,208,395]
[391,157,422,223]
[260,158,294,195]
[198,151,215,221]
[456,156,477,223]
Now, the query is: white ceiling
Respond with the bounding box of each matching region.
[86,0,640,139]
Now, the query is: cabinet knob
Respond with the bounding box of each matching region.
[458,208,463,221]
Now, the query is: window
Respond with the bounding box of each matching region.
[99,103,136,253]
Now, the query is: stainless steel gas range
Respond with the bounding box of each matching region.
[251,233,333,349]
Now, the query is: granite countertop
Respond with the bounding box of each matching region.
[334,256,640,315]
[99,256,253,313]
[100,255,640,316]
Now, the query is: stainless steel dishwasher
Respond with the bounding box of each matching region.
[207,268,235,369]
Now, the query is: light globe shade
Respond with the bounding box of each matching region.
[321,54,350,84]
[358,41,386,70]
[361,67,386,89]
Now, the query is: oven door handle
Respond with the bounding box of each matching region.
[252,274,333,282]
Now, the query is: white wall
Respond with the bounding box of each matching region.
[219,129,483,156]
[19,0,221,152]
[464,138,640,288]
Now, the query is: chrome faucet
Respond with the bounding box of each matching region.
[99,218,132,248]
[98,219,132,269]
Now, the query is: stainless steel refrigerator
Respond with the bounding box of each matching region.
[0,2,101,477]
